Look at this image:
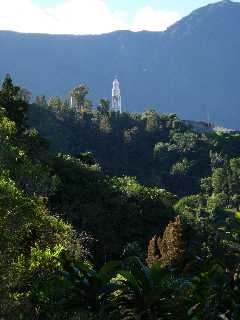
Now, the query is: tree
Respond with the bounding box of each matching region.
[99,116,112,134]
[0,170,75,319]
[97,98,110,115]
[70,85,90,109]
[171,158,192,176]
[211,167,229,202]
[48,96,62,110]
[229,158,240,200]
[0,74,28,131]
[18,88,31,103]
[141,109,160,132]
[35,95,47,106]
[146,216,185,269]
[116,257,178,320]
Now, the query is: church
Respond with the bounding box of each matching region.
[111,78,122,113]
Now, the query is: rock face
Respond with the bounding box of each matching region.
[1,1,240,128]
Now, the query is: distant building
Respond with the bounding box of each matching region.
[70,95,77,108]
[112,78,122,113]
[183,120,214,133]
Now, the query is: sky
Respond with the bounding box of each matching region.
[0,0,237,35]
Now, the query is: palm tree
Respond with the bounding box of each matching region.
[116,257,180,320]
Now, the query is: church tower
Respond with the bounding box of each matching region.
[112,78,122,113]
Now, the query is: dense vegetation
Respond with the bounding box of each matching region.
[1,75,240,319]
[29,86,240,199]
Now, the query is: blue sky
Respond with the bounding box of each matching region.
[0,0,238,34]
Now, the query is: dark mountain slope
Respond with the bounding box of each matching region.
[0,0,240,128]
[159,0,240,127]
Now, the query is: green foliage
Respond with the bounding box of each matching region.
[0,79,79,318]
[29,103,215,196]
[70,84,91,110]
[48,96,62,110]
[0,172,74,319]
[2,76,240,319]
[28,96,240,201]
[36,95,47,107]
[115,257,177,319]
[58,253,123,315]
[97,98,110,115]
[0,74,28,131]
[49,154,175,261]
[184,264,240,319]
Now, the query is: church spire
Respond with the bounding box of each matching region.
[112,78,122,113]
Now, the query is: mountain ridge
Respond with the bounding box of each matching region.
[1,0,240,128]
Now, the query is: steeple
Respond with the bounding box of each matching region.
[112,78,122,113]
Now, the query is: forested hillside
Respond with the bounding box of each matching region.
[2,75,240,319]
[28,86,240,198]
[1,0,240,128]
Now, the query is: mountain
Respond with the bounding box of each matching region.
[0,0,240,128]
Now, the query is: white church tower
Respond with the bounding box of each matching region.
[112,78,122,113]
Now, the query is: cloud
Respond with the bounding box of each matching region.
[0,0,127,34]
[0,0,181,34]
[132,6,181,32]
[0,0,52,33]
[47,0,128,34]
